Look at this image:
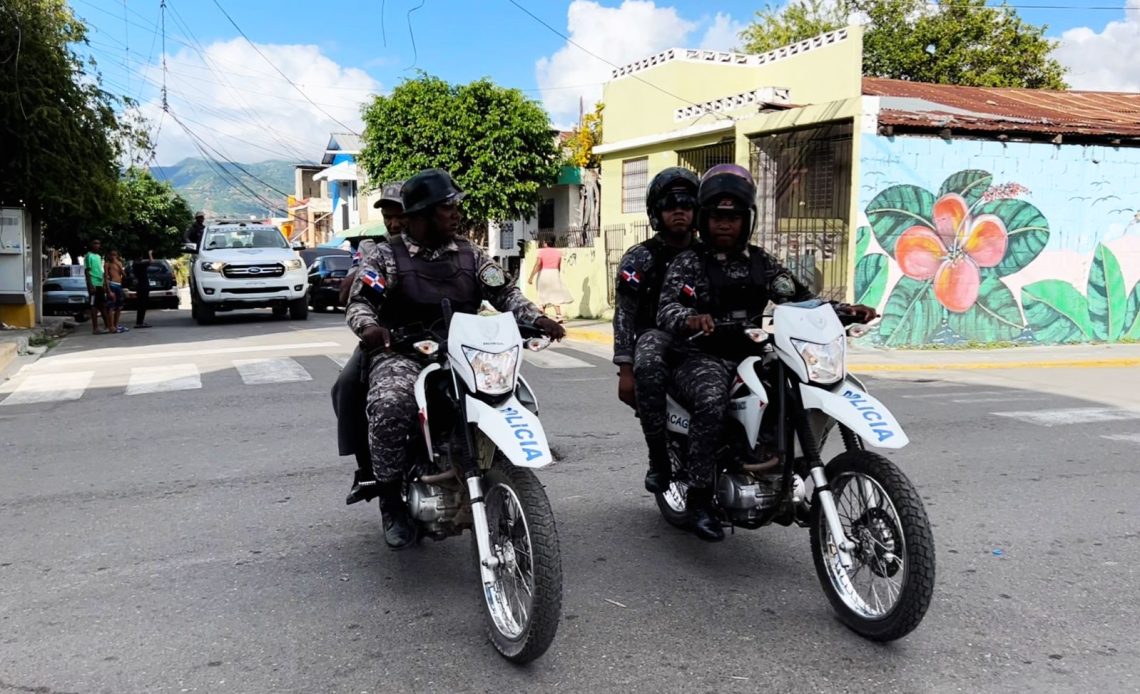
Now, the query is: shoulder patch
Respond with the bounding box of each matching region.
[619,265,641,289]
[772,272,796,298]
[360,269,387,295]
[477,261,507,287]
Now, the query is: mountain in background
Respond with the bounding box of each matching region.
[149,158,304,218]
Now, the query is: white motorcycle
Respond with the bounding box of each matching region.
[657,300,935,642]
[371,307,562,663]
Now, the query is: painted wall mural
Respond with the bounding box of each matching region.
[856,135,1140,346]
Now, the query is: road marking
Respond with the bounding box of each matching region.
[234,358,312,385]
[902,389,1012,399]
[949,396,1051,404]
[1103,433,1140,444]
[329,354,350,368]
[1,371,94,406]
[994,407,1140,426]
[523,348,593,369]
[38,341,342,367]
[126,364,202,396]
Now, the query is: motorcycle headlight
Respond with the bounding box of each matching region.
[284,259,303,271]
[200,261,226,272]
[791,336,845,384]
[462,346,519,395]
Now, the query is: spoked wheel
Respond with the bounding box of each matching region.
[810,451,935,641]
[477,459,561,663]
[654,434,692,529]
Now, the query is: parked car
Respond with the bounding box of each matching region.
[298,246,350,268]
[43,277,90,319]
[48,265,85,279]
[124,259,180,310]
[307,254,353,312]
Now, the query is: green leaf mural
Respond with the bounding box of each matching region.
[1087,244,1127,341]
[879,276,944,346]
[939,170,993,206]
[948,277,1024,342]
[1122,280,1140,340]
[974,199,1049,276]
[854,254,888,308]
[866,185,934,257]
[1022,280,1093,344]
[855,225,871,259]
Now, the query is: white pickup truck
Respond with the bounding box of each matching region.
[185,222,310,325]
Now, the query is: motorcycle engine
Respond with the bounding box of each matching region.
[716,473,783,524]
[407,482,462,538]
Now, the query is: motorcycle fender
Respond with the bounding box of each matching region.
[414,363,442,459]
[465,395,554,468]
[799,380,909,449]
[665,395,690,435]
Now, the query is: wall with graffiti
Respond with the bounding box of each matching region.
[855,134,1140,346]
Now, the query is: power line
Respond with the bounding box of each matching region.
[405,0,426,71]
[207,0,361,135]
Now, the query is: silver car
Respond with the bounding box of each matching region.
[43,277,90,319]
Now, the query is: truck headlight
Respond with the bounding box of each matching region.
[284,259,303,271]
[791,336,845,384]
[462,346,518,395]
[200,261,226,272]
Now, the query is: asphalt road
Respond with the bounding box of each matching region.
[1,307,1137,693]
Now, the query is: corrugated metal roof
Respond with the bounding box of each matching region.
[864,77,1140,138]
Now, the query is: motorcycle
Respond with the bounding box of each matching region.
[358,305,562,663]
[657,300,935,642]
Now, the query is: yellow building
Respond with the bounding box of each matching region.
[594,26,866,304]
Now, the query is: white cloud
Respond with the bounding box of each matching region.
[534,1,699,127]
[140,39,381,165]
[698,12,747,51]
[1054,3,1140,92]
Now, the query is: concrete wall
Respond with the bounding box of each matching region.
[855,133,1140,346]
[518,239,610,320]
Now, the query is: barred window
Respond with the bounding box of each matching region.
[622,157,648,214]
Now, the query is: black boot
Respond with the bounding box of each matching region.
[687,487,725,543]
[643,439,672,495]
[377,481,417,549]
[346,467,379,505]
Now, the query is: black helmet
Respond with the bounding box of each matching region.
[372,180,405,209]
[401,168,466,215]
[697,163,756,249]
[645,166,699,231]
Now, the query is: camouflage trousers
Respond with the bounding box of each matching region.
[632,329,674,446]
[671,352,735,489]
[365,352,422,483]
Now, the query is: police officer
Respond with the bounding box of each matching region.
[345,169,566,548]
[612,167,700,494]
[184,211,206,247]
[337,181,406,506]
[657,164,875,541]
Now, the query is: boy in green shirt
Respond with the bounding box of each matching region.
[84,239,111,334]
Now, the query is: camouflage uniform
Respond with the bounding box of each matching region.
[658,245,813,488]
[346,233,543,483]
[612,236,691,445]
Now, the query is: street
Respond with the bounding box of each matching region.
[1,308,1138,694]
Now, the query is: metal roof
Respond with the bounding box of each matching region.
[864,77,1140,139]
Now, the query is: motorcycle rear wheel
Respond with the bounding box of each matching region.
[475,458,562,663]
[810,450,935,641]
[654,435,692,529]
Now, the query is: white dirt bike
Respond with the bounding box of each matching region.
[657,300,935,641]
[371,306,562,663]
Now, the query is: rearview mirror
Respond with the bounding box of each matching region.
[181,242,198,254]
[291,241,306,251]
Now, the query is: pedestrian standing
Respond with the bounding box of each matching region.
[132,250,155,328]
[527,239,573,323]
[106,250,127,333]
[84,239,111,335]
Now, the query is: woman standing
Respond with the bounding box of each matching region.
[528,239,573,322]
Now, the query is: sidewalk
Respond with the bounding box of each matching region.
[563,319,1140,371]
[0,317,73,375]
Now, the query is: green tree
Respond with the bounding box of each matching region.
[0,0,150,257]
[358,75,561,245]
[102,168,194,261]
[739,0,1067,89]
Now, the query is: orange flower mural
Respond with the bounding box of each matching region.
[895,194,1008,313]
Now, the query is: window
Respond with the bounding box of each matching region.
[677,141,735,175]
[538,199,555,229]
[499,222,515,250]
[622,157,648,214]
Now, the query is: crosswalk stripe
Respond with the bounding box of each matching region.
[1,371,95,406]
[524,348,593,369]
[126,364,201,396]
[994,407,1140,426]
[1102,433,1140,444]
[329,354,350,368]
[234,357,312,385]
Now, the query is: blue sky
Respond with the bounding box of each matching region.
[72,0,1140,165]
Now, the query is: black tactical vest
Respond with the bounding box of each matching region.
[379,236,481,333]
[634,235,687,335]
[697,246,771,361]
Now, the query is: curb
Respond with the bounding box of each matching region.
[565,328,611,345]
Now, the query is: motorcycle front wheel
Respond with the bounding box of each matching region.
[475,458,562,663]
[809,450,935,642]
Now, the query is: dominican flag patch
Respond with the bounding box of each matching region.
[619,266,641,288]
[682,284,696,300]
[360,269,386,295]
[351,249,362,267]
